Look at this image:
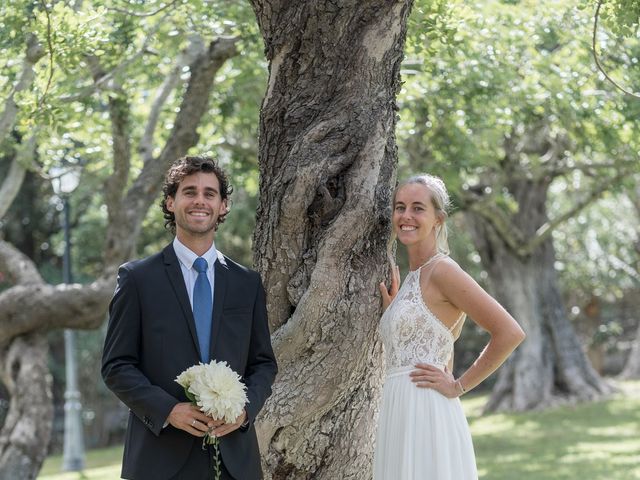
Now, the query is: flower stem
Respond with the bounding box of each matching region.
[212,437,221,480]
[202,433,222,480]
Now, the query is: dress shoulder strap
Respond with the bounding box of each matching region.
[417,252,447,286]
[449,311,466,333]
[417,254,466,335]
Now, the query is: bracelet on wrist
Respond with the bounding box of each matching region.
[456,379,466,395]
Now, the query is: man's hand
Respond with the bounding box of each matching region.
[167,402,215,437]
[210,409,247,438]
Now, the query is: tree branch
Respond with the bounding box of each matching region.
[0,157,26,222]
[523,170,628,255]
[34,1,55,112]
[0,240,43,286]
[0,279,113,345]
[463,192,529,256]
[592,0,640,99]
[82,54,132,224]
[0,133,37,220]
[0,237,113,345]
[0,35,44,139]
[107,96,132,219]
[607,253,640,284]
[139,34,206,164]
[550,159,638,177]
[629,179,640,216]
[60,18,167,103]
[106,0,181,18]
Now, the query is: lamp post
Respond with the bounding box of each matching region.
[51,165,85,472]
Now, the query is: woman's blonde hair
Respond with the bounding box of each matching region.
[387,174,451,266]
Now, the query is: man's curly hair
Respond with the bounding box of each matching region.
[160,155,233,233]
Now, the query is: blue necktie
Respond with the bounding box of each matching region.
[192,257,212,363]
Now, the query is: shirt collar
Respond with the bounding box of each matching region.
[173,237,217,272]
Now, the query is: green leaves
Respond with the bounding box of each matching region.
[400,0,639,183]
[588,0,640,37]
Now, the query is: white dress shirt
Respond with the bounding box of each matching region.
[172,237,216,309]
[162,238,217,429]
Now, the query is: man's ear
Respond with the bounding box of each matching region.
[166,197,175,212]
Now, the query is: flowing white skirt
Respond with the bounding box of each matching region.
[373,365,478,480]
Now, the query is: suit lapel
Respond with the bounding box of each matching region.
[162,244,201,359]
[210,250,228,357]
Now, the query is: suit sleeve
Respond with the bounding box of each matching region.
[243,273,278,424]
[101,265,179,436]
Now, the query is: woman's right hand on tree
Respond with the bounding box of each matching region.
[379,265,400,311]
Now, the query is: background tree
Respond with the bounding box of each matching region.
[619,182,640,379]
[548,187,639,375]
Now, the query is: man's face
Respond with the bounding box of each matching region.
[165,172,227,239]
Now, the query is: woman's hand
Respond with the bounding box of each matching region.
[410,364,461,398]
[379,265,400,311]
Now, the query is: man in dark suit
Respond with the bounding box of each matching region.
[102,155,277,480]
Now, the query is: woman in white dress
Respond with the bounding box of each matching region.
[374,174,526,480]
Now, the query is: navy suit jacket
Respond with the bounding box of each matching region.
[102,244,277,480]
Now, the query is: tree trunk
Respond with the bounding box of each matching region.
[620,322,640,379]
[0,333,52,480]
[620,185,640,379]
[250,1,412,477]
[465,178,613,411]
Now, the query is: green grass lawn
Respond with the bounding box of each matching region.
[38,444,123,480]
[467,380,640,480]
[39,380,640,480]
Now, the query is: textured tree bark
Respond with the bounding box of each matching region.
[0,334,52,480]
[465,178,613,411]
[620,318,640,379]
[250,1,413,477]
[620,185,640,379]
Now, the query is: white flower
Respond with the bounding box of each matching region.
[176,360,248,424]
[175,360,247,480]
[175,363,205,389]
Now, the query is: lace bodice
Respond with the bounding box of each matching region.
[379,255,463,372]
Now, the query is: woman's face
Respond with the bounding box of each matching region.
[393,183,441,247]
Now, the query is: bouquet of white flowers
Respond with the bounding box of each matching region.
[176,360,248,480]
